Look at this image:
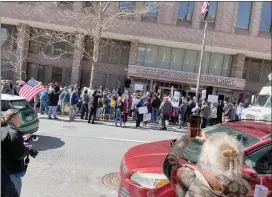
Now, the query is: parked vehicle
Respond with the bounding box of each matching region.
[242,73,272,121]
[1,94,39,134]
[118,120,272,197]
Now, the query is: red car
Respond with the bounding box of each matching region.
[118,120,272,197]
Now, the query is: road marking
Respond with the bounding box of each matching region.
[95,137,150,143]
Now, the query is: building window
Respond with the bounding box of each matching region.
[80,69,90,87]
[99,40,109,63]
[51,66,63,84]
[259,1,272,33]
[201,52,211,75]
[177,2,194,25]
[1,24,17,51]
[108,43,121,65]
[144,45,158,68]
[183,50,198,73]
[54,40,74,58]
[64,68,72,86]
[209,53,224,76]
[84,37,93,61]
[120,42,130,65]
[236,2,252,30]
[201,1,217,29]
[222,55,232,77]
[248,59,262,82]
[57,1,73,10]
[136,43,146,66]
[120,1,135,12]
[157,46,171,69]
[142,2,159,21]
[262,60,272,85]
[170,48,185,71]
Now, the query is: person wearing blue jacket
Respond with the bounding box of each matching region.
[69,88,79,121]
[39,88,49,115]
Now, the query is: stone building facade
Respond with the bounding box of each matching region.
[1,1,271,101]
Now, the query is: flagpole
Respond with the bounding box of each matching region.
[195,20,208,102]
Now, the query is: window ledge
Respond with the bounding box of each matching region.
[142,16,158,22]
[258,30,272,38]
[176,19,192,27]
[235,27,250,35]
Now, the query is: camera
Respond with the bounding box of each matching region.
[29,149,38,158]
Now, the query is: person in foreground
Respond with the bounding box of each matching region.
[1,109,30,196]
[163,123,251,197]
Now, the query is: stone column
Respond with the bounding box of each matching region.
[128,40,139,65]
[250,1,262,36]
[171,2,179,25]
[71,33,84,85]
[231,53,246,79]
[16,23,30,81]
[135,2,143,21]
[192,2,202,29]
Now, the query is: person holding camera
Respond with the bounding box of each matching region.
[1,109,31,196]
[163,123,251,197]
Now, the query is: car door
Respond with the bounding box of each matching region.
[244,143,272,196]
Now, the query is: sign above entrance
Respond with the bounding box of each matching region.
[128,65,246,90]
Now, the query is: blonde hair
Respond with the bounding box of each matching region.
[199,133,244,182]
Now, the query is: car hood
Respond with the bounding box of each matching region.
[124,139,173,171]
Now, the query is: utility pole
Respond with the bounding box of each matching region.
[195,1,209,102]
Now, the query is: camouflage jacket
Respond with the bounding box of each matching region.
[163,135,251,197]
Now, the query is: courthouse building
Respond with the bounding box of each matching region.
[1,1,271,102]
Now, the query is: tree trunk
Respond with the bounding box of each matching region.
[89,38,99,90]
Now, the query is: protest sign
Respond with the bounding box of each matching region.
[143,113,151,121]
[171,97,180,107]
[201,90,206,99]
[134,84,144,91]
[138,106,148,114]
[207,94,218,103]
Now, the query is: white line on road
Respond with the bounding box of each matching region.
[95,137,150,143]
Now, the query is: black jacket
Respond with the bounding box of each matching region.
[1,160,19,197]
[48,90,59,106]
[90,91,100,108]
[1,126,29,174]
[151,97,161,108]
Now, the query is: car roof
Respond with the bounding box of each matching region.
[1,94,26,101]
[224,120,272,139]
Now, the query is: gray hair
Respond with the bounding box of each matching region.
[198,133,244,183]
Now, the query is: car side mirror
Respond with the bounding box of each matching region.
[242,162,257,180]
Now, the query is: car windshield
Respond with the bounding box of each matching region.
[254,94,270,107]
[264,97,271,108]
[1,100,32,111]
[182,125,261,164]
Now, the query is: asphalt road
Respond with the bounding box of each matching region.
[22,115,184,197]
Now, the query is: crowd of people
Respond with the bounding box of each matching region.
[1,79,254,197]
[1,79,248,131]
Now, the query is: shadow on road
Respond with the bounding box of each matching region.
[39,116,88,123]
[31,135,65,151]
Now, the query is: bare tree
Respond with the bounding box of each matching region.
[3,1,170,88]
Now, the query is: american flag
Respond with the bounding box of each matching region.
[201,1,209,20]
[19,78,45,101]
